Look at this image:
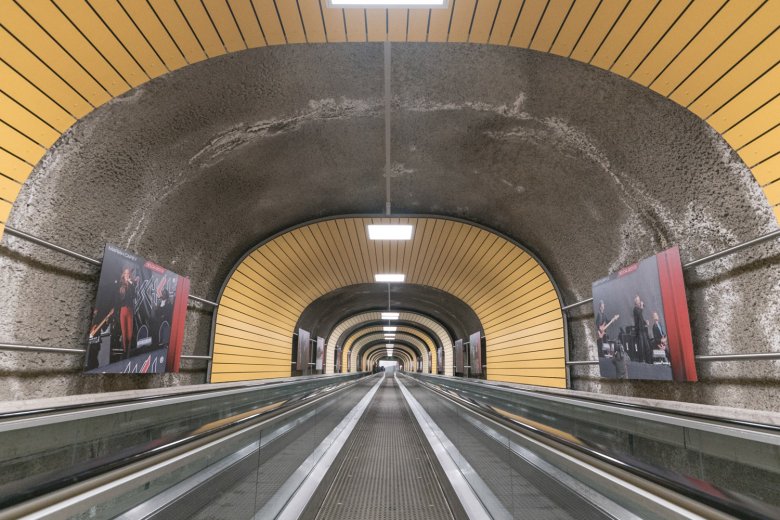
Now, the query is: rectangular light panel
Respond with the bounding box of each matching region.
[381,312,400,320]
[375,273,405,283]
[367,225,413,240]
[330,1,446,7]
[384,326,397,332]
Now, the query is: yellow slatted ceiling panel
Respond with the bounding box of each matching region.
[342,324,438,373]
[347,331,428,372]
[1,0,777,234]
[212,217,565,387]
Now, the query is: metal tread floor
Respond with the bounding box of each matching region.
[314,377,454,520]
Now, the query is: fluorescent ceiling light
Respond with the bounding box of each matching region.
[375,273,405,282]
[330,1,446,8]
[381,312,400,320]
[386,344,394,348]
[384,334,396,339]
[384,326,397,332]
[368,224,413,240]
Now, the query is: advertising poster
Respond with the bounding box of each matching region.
[315,336,325,371]
[297,329,311,372]
[335,347,342,373]
[437,346,443,374]
[592,246,697,382]
[455,339,464,374]
[469,332,483,376]
[85,244,189,374]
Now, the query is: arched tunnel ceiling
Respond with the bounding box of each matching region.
[294,283,482,342]
[0,0,778,239]
[213,216,563,384]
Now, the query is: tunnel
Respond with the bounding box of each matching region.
[0,1,779,519]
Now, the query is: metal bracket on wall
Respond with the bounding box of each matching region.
[2,225,218,308]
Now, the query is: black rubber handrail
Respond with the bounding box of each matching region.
[0,376,369,510]
[409,374,780,520]
[0,373,361,420]
[430,374,780,434]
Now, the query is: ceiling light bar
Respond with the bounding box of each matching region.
[375,273,405,282]
[367,224,413,240]
[330,0,446,8]
[384,326,397,332]
[381,312,400,320]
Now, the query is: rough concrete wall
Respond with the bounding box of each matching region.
[0,44,777,409]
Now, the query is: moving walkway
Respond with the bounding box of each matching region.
[0,371,777,519]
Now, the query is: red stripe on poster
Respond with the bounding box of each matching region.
[657,247,697,382]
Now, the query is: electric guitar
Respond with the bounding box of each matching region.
[89,309,114,337]
[598,315,619,339]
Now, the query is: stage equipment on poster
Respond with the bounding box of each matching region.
[592,246,697,382]
[85,244,190,374]
[469,331,482,376]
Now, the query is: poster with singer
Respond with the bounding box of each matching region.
[592,246,696,382]
[84,245,190,374]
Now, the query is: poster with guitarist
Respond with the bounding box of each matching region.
[84,244,190,374]
[592,246,697,382]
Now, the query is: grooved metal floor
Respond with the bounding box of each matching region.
[315,377,454,520]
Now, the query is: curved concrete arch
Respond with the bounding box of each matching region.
[1,2,777,243]
[327,310,453,375]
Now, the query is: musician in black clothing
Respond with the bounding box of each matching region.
[633,295,652,364]
[596,300,608,357]
[652,311,669,362]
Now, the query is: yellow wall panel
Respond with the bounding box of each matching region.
[486,374,566,388]
[448,0,476,43]
[611,0,689,77]
[2,0,109,106]
[0,92,60,147]
[530,0,574,52]
[387,9,407,41]
[468,0,499,44]
[489,0,523,45]
[320,0,347,43]
[406,9,429,42]
[765,180,780,206]
[751,153,780,186]
[0,199,12,221]
[0,149,34,183]
[0,49,82,129]
[722,96,780,151]
[631,0,726,86]
[702,56,780,130]
[0,175,22,202]
[651,0,762,97]
[298,0,327,43]
[669,4,778,107]
[202,0,247,52]
[510,0,549,49]
[226,0,266,47]
[90,0,168,77]
[149,0,209,62]
[121,0,190,68]
[0,122,46,165]
[54,0,149,86]
[738,125,780,166]
[549,0,600,57]
[175,0,228,55]
[344,8,366,42]
[365,9,386,42]
[20,0,129,96]
[569,0,629,63]
[590,0,657,70]
[276,0,307,44]
[427,2,454,42]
